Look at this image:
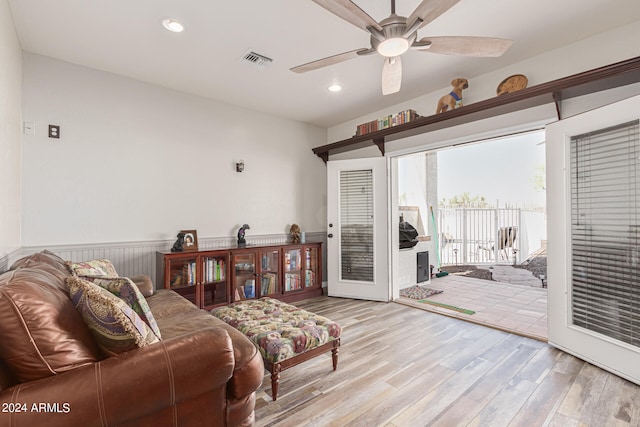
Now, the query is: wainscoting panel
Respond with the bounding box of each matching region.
[0,254,9,274]
[0,248,22,274]
[17,232,327,289]
[21,240,171,284]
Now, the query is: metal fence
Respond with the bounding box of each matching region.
[437,208,522,265]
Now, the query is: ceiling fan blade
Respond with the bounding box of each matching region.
[312,0,382,32]
[406,0,461,30]
[290,48,370,73]
[382,56,402,95]
[416,36,513,57]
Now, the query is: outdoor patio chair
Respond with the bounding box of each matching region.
[497,226,517,260]
[474,226,518,262]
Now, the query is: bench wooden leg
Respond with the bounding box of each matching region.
[271,363,281,401]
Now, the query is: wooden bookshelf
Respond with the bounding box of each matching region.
[157,242,323,307]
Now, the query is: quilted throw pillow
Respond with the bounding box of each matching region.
[66,258,119,278]
[67,276,160,356]
[79,276,161,339]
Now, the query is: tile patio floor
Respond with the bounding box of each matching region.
[396,273,548,341]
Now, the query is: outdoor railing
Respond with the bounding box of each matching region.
[437,208,522,265]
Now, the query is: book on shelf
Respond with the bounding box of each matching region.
[285,250,301,271]
[203,258,225,282]
[236,286,245,300]
[244,279,255,299]
[355,109,419,136]
[305,270,315,287]
[285,273,301,291]
[177,262,196,286]
[261,254,272,270]
[261,273,277,296]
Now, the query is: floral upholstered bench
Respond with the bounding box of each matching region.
[211,297,341,400]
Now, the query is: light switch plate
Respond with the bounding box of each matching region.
[23,122,35,135]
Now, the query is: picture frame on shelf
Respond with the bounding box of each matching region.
[181,230,198,252]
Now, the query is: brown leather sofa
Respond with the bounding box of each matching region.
[0,251,264,427]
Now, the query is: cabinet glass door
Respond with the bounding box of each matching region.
[284,248,303,292]
[167,255,199,305]
[259,249,280,297]
[233,252,256,300]
[201,255,228,308]
[304,246,318,288]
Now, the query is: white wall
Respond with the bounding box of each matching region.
[21,53,327,246]
[0,0,22,259]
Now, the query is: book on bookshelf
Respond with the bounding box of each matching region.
[285,273,302,291]
[244,279,255,299]
[355,109,419,136]
[261,273,277,296]
[203,258,225,282]
[179,262,196,286]
[305,270,315,287]
[285,251,301,271]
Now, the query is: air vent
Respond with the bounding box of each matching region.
[240,50,273,69]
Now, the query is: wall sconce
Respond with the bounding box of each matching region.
[236,160,244,173]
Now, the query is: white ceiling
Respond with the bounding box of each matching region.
[7,0,640,128]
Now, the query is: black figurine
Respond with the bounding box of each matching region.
[171,232,185,252]
[237,224,250,247]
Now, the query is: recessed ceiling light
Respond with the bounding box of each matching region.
[162,19,184,33]
[328,83,343,93]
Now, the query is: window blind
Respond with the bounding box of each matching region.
[340,169,374,282]
[570,119,640,346]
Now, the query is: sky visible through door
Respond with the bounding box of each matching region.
[438,131,546,210]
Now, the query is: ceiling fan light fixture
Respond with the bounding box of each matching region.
[377,37,409,57]
[327,83,343,93]
[162,19,184,33]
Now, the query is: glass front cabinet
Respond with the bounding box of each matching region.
[158,242,322,306]
[283,244,321,299]
[231,247,281,301]
[259,248,280,298]
[156,250,230,310]
[231,250,257,301]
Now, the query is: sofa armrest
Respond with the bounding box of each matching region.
[0,328,234,427]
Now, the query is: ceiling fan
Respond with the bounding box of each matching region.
[291,0,513,95]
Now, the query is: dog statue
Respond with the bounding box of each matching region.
[237,224,250,247]
[290,224,301,244]
[171,232,185,252]
[435,78,469,114]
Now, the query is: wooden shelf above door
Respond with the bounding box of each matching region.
[313,55,640,162]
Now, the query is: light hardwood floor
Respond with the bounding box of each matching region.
[254,296,640,427]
